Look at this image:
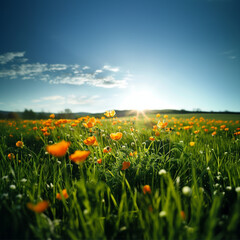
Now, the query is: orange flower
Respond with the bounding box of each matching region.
[50,114,55,119]
[43,132,50,136]
[33,127,38,131]
[149,136,155,141]
[103,146,112,153]
[8,153,15,160]
[121,161,130,170]
[69,150,90,164]
[27,200,49,213]
[157,121,168,129]
[16,141,24,148]
[180,210,186,220]
[110,132,123,141]
[46,140,70,157]
[143,185,151,194]
[83,121,94,128]
[156,114,161,118]
[97,158,102,164]
[56,189,69,200]
[212,131,217,136]
[155,131,160,136]
[84,136,98,146]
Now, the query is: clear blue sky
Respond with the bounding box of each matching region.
[0,0,240,113]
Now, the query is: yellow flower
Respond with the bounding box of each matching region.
[104,110,116,117]
[189,142,195,147]
[157,121,168,129]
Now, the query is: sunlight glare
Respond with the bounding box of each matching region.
[124,89,154,111]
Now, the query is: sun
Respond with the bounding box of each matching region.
[123,89,155,111]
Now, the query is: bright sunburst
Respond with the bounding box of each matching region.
[124,89,155,111]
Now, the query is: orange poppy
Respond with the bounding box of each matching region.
[157,121,168,129]
[149,136,155,141]
[97,158,102,164]
[121,161,130,170]
[84,136,98,146]
[143,185,151,194]
[110,132,123,141]
[16,141,24,148]
[69,150,90,164]
[56,189,69,200]
[46,140,70,157]
[155,131,160,136]
[103,146,112,153]
[8,153,15,160]
[27,200,49,213]
[212,131,217,136]
[180,210,186,220]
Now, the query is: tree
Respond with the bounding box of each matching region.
[22,109,36,120]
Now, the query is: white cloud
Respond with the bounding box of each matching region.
[103,65,119,72]
[32,94,100,107]
[33,95,65,103]
[221,49,238,60]
[67,95,99,105]
[228,56,237,60]
[0,52,26,64]
[0,52,131,88]
[49,64,68,71]
[82,66,90,70]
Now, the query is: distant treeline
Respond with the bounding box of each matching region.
[0,108,239,120]
[0,109,87,120]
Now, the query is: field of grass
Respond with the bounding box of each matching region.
[0,112,240,239]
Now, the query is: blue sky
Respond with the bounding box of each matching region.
[0,0,240,113]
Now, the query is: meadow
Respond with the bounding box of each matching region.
[0,112,240,240]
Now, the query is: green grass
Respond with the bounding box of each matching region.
[0,113,240,239]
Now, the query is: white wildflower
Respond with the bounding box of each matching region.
[182,186,192,197]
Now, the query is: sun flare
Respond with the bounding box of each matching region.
[124,89,155,111]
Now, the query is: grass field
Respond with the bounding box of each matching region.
[0,112,240,239]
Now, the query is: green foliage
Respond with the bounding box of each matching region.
[0,113,240,239]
